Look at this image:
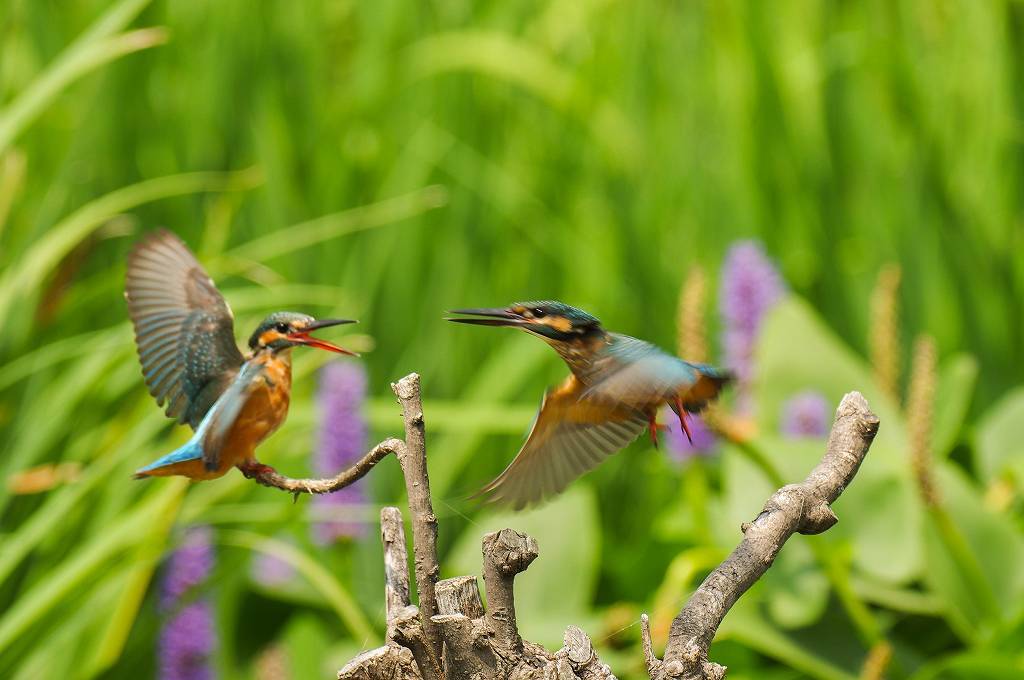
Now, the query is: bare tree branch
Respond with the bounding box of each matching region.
[647,391,880,680]
[381,506,411,631]
[337,644,420,680]
[481,528,538,652]
[323,374,879,680]
[246,438,401,494]
[391,373,444,667]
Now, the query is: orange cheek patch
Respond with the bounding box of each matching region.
[547,317,573,333]
[259,330,282,347]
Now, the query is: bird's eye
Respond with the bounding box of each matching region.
[532,308,546,318]
[275,322,289,333]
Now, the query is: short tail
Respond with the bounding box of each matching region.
[678,363,734,413]
[132,439,203,479]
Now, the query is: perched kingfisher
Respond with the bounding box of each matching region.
[449,301,732,508]
[126,230,356,481]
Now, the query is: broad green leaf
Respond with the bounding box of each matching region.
[975,387,1024,483]
[932,354,978,457]
[763,538,829,629]
[719,596,859,680]
[911,651,1024,680]
[757,296,922,583]
[835,471,920,583]
[446,486,600,646]
[922,463,1024,639]
[756,296,906,465]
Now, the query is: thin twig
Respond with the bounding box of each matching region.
[650,391,880,679]
[247,439,402,494]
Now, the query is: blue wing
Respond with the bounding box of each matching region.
[582,334,732,411]
[132,361,264,476]
[199,361,264,470]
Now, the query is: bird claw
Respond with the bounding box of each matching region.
[648,416,667,448]
[675,397,694,445]
[238,461,276,478]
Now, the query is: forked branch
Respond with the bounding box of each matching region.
[256,372,879,680]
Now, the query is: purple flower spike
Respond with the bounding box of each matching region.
[160,526,213,610]
[251,549,296,588]
[311,362,369,543]
[663,410,718,460]
[720,241,785,410]
[780,391,830,439]
[159,602,215,680]
[159,526,215,680]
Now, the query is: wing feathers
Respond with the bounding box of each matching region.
[477,375,647,509]
[126,230,244,428]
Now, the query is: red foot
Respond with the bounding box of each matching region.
[675,397,694,446]
[648,414,667,448]
[238,461,276,478]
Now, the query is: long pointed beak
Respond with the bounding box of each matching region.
[288,318,358,355]
[445,308,525,327]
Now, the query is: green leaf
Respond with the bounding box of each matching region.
[975,387,1024,484]
[282,614,334,680]
[719,597,859,680]
[763,538,829,629]
[0,481,184,653]
[932,353,979,458]
[0,168,262,326]
[757,296,922,583]
[0,0,161,154]
[835,472,920,583]
[921,463,1024,640]
[446,486,600,647]
[218,530,377,646]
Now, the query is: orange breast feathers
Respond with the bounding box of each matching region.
[220,353,293,470]
[549,375,653,425]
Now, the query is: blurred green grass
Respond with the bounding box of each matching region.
[1,0,1023,678]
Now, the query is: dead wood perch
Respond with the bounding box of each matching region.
[642,391,880,679]
[251,372,877,679]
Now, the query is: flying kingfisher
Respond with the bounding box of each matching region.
[449,301,732,508]
[126,230,357,481]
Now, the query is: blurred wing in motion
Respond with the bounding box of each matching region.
[475,375,648,509]
[126,230,244,428]
[583,334,732,412]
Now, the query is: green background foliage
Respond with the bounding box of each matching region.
[1,0,1023,678]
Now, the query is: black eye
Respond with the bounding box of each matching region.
[532,308,546,318]
[275,322,289,333]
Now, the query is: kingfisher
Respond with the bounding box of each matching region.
[126,230,357,481]
[449,301,732,508]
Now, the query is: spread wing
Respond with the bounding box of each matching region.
[476,375,648,510]
[195,360,264,471]
[125,230,244,429]
[582,334,732,412]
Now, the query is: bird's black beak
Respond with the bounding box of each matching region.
[288,318,359,355]
[446,308,525,327]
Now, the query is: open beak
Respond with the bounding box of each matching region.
[446,308,525,327]
[288,318,358,355]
